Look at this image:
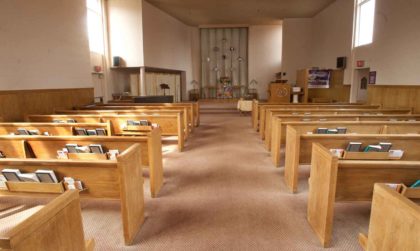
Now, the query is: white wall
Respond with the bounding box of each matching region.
[107,0,144,67]
[281,19,312,84]
[142,1,197,94]
[0,0,91,90]
[310,0,354,85]
[353,0,420,85]
[249,25,283,100]
[282,0,420,88]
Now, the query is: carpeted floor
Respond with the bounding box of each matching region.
[1,107,370,250]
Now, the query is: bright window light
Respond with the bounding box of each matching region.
[86,0,104,54]
[355,0,376,47]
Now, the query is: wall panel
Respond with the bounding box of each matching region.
[0,88,94,122]
[367,85,420,112]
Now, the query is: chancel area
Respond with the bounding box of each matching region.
[0,0,419,250]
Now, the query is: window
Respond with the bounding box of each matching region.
[355,0,376,47]
[86,0,104,54]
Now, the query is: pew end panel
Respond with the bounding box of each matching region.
[116,144,145,245]
[360,183,420,251]
[307,143,338,248]
[148,127,164,198]
[284,125,301,193]
[0,190,94,251]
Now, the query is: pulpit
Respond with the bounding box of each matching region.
[267,82,291,103]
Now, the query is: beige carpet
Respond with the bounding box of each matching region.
[1,109,370,250]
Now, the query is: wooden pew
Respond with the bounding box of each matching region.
[27,114,185,151]
[92,101,200,127]
[0,190,94,251]
[251,100,378,131]
[285,131,420,193]
[0,122,111,136]
[307,143,420,247]
[261,108,413,140]
[0,133,163,198]
[258,104,382,132]
[358,183,420,251]
[54,109,190,138]
[272,118,420,166]
[100,114,185,151]
[0,143,144,245]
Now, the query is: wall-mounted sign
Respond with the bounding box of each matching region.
[369,71,377,85]
[356,60,365,68]
[308,70,331,89]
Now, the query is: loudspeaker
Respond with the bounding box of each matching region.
[113,56,121,67]
[337,57,346,69]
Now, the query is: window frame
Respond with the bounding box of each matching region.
[354,0,376,47]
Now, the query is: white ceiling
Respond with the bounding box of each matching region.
[145,0,336,26]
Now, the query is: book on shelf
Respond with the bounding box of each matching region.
[52,119,66,123]
[1,169,22,182]
[28,130,40,135]
[65,144,78,153]
[86,129,97,136]
[17,128,30,135]
[345,142,362,152]
[18,173,40,182]
[410,180,420,188]
[96,128,106,136]
[363,145,382,152]
[326,129,338,134]
[89,144,104,154]
[75,128,87,136]
[75,146,90,153]
[67,119,77,123]
[337,127,347,134]
[316,128,328,134]
[35,170,58,183]
[0,151,6,158]
[379,142,392,152]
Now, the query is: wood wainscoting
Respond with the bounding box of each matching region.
[368,85,420,113]
[0,88,94,122]
[307,70,351,103]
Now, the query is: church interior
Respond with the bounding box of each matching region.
[0,0,419,250]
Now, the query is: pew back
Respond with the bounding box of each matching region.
[284,130,420,193]
[271,121,420,166]
[0,132,163,198]
[261,108,413,140]
[308,143,420,247]
[0,123,110,136]
[0,144,144,245]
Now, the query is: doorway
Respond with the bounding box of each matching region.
[354,68,370,102]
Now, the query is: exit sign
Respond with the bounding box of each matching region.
[357,60,365,68]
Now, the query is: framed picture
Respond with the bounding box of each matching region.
[308,70,331,89]
[369,71,377,84]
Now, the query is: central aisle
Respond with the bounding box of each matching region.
[82,107,369,250]
[134,111,369,250]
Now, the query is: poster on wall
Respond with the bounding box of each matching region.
[308,70,331,88]
[369,71,377,84]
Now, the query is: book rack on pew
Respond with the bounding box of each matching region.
[341,151,402,160]
[4,181,88,194]
[0,144,145,245]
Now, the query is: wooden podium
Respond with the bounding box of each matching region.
[267,82,291,103]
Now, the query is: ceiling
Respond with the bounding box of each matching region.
[145,0,336,26]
